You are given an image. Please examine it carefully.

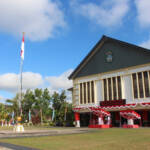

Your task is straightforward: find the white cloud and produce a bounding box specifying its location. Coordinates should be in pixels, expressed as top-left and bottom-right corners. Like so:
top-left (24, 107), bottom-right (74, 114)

top-left (0, 0), bottom-right (66, 41)
top-left (45, 69), bottom-right (73, 102)
top-left (0, 69), bottom-right (73, 102)
top-left (135, 0), bottom-right (150, 27)
top-left (70, 0), bottom-right (129, 27)
top-left (0, 96), bottom-right (3, 100)
top-left (0, 72), bottom-right (43, 92)
top-left (140, 39), bottom-right (150, 49)
top-left (0, 95), bottom-right (8, 103)
top-left (0, 95), bottom-right (4, 101)
top-left (45, 69), bottom-right (73, 91)
top-left (135, 0), bottom-right (150, 50)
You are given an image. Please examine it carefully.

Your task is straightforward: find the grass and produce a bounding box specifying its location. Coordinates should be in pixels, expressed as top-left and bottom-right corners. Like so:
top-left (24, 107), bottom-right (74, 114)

top-left (0, 128), bottom-right (150, 150)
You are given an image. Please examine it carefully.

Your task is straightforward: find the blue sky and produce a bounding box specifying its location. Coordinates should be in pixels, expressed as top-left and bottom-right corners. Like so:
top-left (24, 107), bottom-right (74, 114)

top-left (0, 0), bottom-right (150, 102)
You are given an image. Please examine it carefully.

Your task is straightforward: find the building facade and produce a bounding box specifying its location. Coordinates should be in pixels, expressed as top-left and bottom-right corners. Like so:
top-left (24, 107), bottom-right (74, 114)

top-left (69, 35), bottom-right (150, 128)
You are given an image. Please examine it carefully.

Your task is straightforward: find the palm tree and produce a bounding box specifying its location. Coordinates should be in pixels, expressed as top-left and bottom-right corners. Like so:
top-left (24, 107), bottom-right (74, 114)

top-left (6, 93), bottom-right (20, 118)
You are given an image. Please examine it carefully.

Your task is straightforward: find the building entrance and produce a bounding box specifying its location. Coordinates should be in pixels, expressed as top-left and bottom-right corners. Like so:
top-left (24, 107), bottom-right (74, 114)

top-left (80, 113), bottom-right (90, 127)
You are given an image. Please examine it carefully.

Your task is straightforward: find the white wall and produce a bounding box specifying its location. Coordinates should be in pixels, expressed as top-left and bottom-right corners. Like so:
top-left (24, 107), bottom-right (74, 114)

top-left (122, 75), bottom-right (133, 103)
top-left (96, 80), bottom-right (103, 105)
top-left (73, 64), bottom-right (150, 106)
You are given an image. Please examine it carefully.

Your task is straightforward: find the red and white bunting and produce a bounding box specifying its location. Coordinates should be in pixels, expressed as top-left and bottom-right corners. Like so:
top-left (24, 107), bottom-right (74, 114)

top-left (73, 102), bottom-right (150, 112)
top-left (89, 107), bottom-right (110, 117)
top-left (120, 110), bottom-right (141, 120)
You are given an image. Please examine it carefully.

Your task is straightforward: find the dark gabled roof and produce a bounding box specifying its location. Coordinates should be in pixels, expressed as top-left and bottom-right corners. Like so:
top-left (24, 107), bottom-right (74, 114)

top-left (67, 87), bottom-right (73, 91)
top-left (68, 35), bottom-right (150, 80)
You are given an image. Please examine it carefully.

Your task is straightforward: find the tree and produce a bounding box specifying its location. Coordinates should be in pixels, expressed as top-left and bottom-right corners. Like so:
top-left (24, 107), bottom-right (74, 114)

top-left (0, 103), bottom-right (6, 120)
top-left (65, 103), bottom-right (74, 126)
top-left (34, 88), bottom-right (51, 124)
top-left (4, 88), bottom-right (73, 126)
top-left (22, 89), bottom-right (35, 122)
top-left (41, 88), bottom-right (51, 121)
top-left (52, 90), bottom-right (67, 126)
top-left (6, 93), bottom-right (20, 117)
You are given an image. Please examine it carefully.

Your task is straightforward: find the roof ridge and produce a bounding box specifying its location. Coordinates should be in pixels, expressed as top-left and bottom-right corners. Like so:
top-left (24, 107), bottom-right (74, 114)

top-left (68, 35), bottom-right (150, 80)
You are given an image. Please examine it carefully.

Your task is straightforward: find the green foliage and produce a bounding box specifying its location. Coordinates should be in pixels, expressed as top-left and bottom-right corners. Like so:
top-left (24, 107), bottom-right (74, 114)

top-left (0, 103), bottom-right (12, 121)
top-left (22, 89), bottom-right (35, 121)
top-left (3, 88), bottom-right (74, 126)
top-left (6, 93), bottom-right (20, 117)
top-left (52, 90), bottom-right (74, 126)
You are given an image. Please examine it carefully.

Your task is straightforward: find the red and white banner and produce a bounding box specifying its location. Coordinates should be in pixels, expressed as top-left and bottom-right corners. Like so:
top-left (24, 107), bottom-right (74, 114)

top-left (89, 107), bottom-right (110, 117)
top-left (20, 33), bottom-right (25, 60)
top-left (120, 110), bottom-right (141, 120)
top-left (73, 102), bottom-right (150, 113)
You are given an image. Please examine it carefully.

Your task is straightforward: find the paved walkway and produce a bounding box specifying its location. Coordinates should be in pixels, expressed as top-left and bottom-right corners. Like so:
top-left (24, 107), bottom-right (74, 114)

top-left (0, 143), bottom-right (38, 150)
top-left (0, 128), bottom-right (95, 139)
top-left (0, 128), bottom-right (96, 150)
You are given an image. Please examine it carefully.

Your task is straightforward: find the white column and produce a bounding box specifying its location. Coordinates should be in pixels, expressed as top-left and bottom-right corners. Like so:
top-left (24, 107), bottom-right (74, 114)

top-left (123, 75), bottom-right (134, 103)
top-left (128, 119), bottom-right (134, 125)
top-left (107, 116), bottom-right (111, 125)
top-left (98, 117), bottom-right (104, 125)
top-left (1, 121), bottom-right (3, 127)
top-left (76, 120), bottom-right (80, 127)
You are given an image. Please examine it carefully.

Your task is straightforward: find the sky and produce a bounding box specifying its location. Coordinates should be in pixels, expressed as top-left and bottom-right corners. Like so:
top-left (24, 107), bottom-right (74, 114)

top-left (1, 0), bottom-right (150, 102)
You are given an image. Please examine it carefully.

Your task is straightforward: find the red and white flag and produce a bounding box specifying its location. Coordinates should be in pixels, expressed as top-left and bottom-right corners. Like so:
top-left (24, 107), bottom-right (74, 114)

top-left (20, 33), bottom-right (25, 60)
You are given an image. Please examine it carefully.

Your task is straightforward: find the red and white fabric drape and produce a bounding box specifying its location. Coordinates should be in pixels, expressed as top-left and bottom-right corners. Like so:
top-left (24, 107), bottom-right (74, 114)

top-left (89, 107), bottom-right (110, 117)
top-left (120, 110), bottom-right (141, 120)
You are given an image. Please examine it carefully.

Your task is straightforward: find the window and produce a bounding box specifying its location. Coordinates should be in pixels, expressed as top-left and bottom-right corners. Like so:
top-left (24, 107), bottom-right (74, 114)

top-left (117, 76), bottom-right (122, 99)
top-left (103, 79), bottom-right (107, 101)
top-left (132, 73), bottom-right (138, 98)
top-left (138, 72), bottom-right (144, 98)
top-left (84, 83), bottom-right (86, 104)
top-left (132, 71), bottom-right (150, 99)
top-left (112, 77), bottom-right (117, 100)
top-left (79, 81), bottom-right (95, 104)
top-left (87, 82), bottom-right (90, 103)
top-left (144, 71), bottom-right (150, 97)
top-left (108, 78), bottom-right (112, 100)
top-left (80, 83), bottom-right (83, 104)
top-left (91, 81), bottom-right (95, 103)
top-left (103, 76), bottom-right (122, 101)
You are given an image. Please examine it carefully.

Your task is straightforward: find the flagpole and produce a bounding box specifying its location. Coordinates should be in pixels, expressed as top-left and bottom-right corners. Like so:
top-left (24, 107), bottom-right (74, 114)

top-left (14, 32), bottom-right (25, 132)
top-left (19, 32), bottom-right (25, 117)
top-left (20, 58), bottom-right (23, 116)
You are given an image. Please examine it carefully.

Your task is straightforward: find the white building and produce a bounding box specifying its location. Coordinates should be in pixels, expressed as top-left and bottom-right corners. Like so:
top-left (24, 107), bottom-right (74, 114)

top-left (69, 35), bottom-right (150, 128)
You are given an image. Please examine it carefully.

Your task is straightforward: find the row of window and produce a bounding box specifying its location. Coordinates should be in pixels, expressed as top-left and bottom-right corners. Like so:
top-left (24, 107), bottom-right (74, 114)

top-left (132, 71), bottom-right (150, 99)
top-left (78, 70), bottom-right (150, 104)
top-left (79, 81), bottom-right (95, 104)
top-left (103, 76), bottom-right (122, 101)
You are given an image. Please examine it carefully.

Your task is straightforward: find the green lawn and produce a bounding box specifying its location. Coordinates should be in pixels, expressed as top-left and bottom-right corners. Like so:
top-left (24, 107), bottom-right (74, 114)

top-left (0, 128), bottom-right (150, 150)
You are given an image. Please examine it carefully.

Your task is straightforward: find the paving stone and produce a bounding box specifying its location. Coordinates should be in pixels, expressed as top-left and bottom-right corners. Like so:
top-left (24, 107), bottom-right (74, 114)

top-left (0, 128), bottom-right (96, 139)
top-left (0, 146), bottom-right (13, 150)
top-left (0, 143), bottom-right (39, 150)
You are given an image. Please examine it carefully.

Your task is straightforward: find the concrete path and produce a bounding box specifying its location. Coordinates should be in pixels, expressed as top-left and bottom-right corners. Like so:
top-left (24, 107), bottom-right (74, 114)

top-left (0, 143), bottom-right (39, 150)
top-left (0, 128), bottom-right (95, 139)
top-left (0, 128), bottom-right (96, 150)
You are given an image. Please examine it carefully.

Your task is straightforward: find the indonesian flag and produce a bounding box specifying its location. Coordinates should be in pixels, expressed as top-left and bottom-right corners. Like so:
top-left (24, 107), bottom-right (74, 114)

top-left (20, 33), bottom-right (25, 60)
